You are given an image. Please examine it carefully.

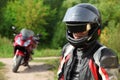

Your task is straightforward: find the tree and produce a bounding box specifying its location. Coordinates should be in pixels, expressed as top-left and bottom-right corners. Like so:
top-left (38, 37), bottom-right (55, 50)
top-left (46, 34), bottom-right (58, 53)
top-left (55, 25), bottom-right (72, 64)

top-left (2, 0), bottom-right (57, 44)
top-left (0, 0), bottom-right (9, 37)
top-left (51, 0), bottom-right (83, 48)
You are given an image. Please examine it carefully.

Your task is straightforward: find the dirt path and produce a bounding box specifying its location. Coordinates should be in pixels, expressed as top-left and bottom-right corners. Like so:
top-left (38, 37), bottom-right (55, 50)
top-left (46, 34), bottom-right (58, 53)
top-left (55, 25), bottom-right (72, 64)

top-left (0, 57), bottom-right (59, 80)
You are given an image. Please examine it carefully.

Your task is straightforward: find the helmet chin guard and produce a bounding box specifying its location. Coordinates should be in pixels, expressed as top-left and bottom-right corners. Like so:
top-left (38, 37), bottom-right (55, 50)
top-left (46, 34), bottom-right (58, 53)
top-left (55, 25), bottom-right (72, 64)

top-left (66, 30), bottom-right (88, 48)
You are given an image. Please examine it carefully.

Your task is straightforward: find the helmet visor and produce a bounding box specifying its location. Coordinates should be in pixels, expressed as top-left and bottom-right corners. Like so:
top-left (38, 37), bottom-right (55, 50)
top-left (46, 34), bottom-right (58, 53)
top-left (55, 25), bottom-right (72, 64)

top-left (67, 23), bottom-right (91, 33)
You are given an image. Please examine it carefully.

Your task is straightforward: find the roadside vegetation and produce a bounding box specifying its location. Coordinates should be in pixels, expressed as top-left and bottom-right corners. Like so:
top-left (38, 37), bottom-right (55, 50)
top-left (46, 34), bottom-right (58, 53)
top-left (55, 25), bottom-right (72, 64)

top-left (0, 62), bottom-right (6, 80)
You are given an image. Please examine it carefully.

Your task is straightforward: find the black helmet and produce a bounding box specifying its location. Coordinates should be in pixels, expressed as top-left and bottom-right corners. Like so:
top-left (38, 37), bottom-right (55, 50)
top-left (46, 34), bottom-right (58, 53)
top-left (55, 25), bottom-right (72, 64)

top-left (63, 3), bottom-right (101, 48)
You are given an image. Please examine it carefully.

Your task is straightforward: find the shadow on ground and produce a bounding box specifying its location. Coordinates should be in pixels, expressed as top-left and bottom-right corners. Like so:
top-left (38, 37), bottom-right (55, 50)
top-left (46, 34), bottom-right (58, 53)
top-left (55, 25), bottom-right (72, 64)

top-left (19, 64), bottom-right (53, 73)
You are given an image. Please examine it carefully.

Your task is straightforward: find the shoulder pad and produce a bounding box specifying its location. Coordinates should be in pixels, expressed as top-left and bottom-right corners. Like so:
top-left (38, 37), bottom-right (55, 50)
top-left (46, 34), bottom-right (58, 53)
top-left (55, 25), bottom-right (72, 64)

top-left (93, 46), bottom-right (106, 66)
top-left (93, 46), bottom-right (119, 68)
top-left (100, 48), bottom-right (119, 68)
top-left (61, 43), bottom-right (69, 56)
top-left (62, 43), bottom-right (74, 56)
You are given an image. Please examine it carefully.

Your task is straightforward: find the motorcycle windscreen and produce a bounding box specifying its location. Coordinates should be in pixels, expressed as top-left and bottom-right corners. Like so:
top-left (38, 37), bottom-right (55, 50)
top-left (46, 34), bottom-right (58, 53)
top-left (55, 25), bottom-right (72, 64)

top-left (21, 28), bottom-right (34, 39)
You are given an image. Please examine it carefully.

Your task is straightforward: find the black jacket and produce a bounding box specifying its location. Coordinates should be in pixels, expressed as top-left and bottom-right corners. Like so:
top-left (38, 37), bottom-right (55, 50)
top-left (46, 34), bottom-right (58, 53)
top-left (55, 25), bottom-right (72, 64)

top-left (57, 41), bottom-right (119, 80)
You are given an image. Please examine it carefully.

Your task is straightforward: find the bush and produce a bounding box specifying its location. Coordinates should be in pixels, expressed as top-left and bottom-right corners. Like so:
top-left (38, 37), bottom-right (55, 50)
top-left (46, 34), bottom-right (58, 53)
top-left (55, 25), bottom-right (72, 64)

top-left (0, 35), bottom-right (13, 58)
top-left (100, 21), bottom-right (120, 59)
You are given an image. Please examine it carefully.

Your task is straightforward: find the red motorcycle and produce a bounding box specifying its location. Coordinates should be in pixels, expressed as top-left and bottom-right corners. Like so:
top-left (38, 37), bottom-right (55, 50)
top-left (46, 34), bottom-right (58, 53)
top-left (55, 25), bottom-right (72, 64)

top-left (12, 27), bottom-right (41, 73)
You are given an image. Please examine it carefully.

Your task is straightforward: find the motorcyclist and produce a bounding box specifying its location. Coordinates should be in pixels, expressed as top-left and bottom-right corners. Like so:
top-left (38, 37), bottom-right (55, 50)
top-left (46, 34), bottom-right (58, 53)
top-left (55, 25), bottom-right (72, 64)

top-left (57, 3), bottom-right (119, 80)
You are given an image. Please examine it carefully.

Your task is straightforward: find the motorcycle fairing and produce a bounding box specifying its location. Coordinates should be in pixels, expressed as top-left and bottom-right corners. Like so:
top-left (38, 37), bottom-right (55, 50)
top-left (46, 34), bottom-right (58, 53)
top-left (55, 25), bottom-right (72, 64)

top-left (16, 50), bottom-right (25, 56)
top-left (14, 35), bottom-right (31, 47)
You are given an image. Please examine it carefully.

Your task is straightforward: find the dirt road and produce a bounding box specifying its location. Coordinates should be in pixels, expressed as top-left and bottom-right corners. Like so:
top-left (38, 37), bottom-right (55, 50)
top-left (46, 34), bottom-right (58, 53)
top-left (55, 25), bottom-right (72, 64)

top-left (0, 57), bottom-right (58, 80)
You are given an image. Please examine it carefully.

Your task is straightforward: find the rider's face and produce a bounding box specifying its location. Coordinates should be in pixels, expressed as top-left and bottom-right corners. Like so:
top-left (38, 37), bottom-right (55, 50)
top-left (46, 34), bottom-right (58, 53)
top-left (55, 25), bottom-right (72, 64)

top-left (72, 31), bottom-right (88, 39)
top-left (71, 23), bottom-right (91, 39)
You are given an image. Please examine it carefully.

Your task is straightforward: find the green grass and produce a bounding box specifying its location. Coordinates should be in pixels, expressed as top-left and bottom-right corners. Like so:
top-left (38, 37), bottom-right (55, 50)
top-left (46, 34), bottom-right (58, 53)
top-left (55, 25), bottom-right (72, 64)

top-left (0, 62), bottom-right (6, 80)
top-left (0, 36), bottom-right (13, 58)
top-left (33, 48), bottom-right (61, 57)
top-left (0, 47), bottom-right (61, 58)
top-left (0, 62), bottom-right (5, 69)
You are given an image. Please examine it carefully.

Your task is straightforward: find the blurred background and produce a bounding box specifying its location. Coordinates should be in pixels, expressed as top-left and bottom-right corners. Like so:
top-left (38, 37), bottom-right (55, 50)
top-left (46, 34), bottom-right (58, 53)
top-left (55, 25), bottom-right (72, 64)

top-left (0, 0), bottom-right (120, 58)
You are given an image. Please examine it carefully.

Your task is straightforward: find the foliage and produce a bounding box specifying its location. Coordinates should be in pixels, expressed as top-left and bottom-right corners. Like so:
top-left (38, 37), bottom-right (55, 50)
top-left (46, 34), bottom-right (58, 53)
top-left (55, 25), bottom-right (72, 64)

top-left (3, 0), bottom-right (46, 38)
top-left (2, 0), bottom-right (57, 44)
top-left (97, 0), bottom-right (120, 58)
top-left (96, 0), bottom-right (120, 26)
top-left (100, 22), bottom-right (120, 58)
top-left (51, 22), bottom-right (67, 48)
top-left (0, 0), bottom-right (9, 39)
top-left (51, 0), bottom-right (80, 48)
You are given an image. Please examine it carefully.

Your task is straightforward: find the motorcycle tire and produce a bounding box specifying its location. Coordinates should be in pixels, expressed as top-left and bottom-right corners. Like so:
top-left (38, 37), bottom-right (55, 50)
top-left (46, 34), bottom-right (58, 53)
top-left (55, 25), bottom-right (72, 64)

top-left (12, 55), bottom-right (23, 73)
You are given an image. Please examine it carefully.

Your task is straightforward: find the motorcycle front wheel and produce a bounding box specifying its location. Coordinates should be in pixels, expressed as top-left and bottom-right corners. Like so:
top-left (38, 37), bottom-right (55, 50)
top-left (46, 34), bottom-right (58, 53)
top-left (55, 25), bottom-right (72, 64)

top-left (12, 55), bottom-right (23, 73)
